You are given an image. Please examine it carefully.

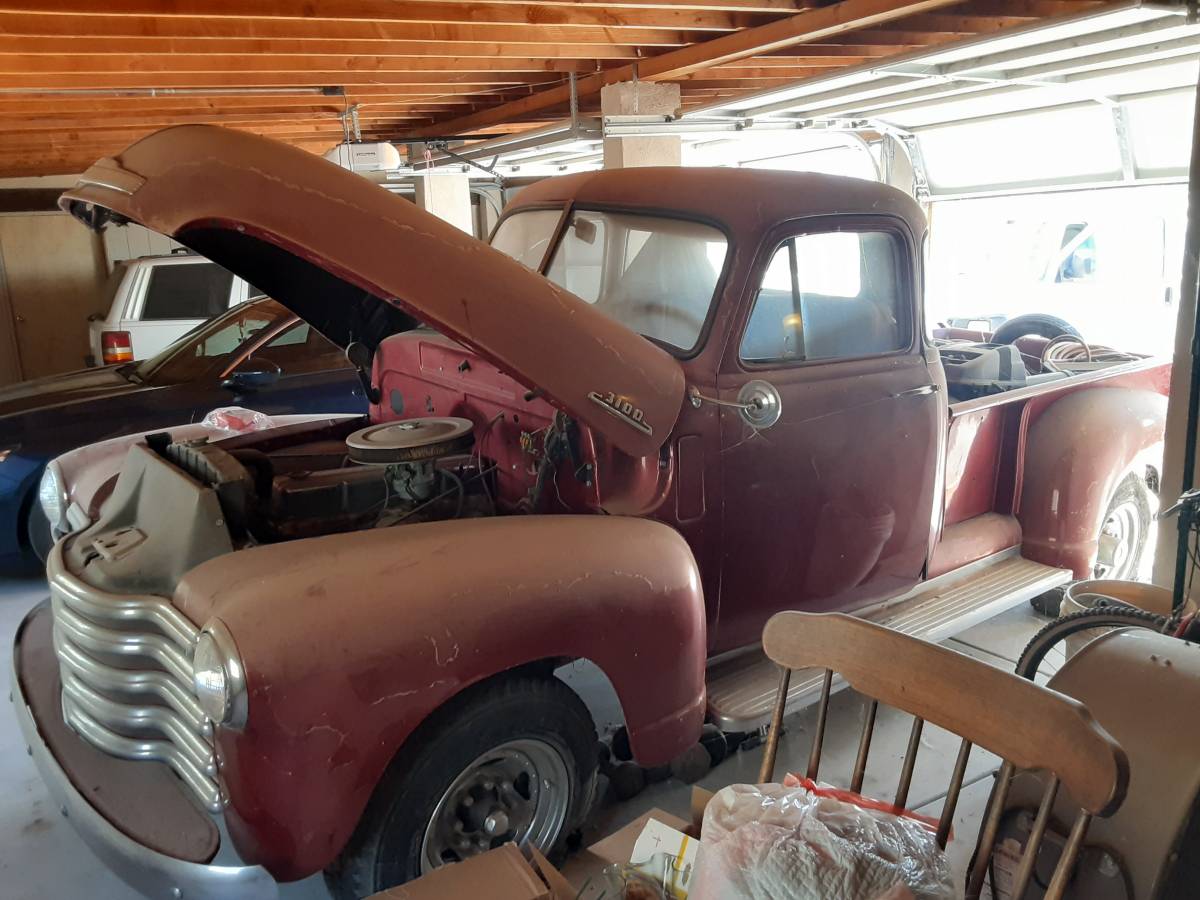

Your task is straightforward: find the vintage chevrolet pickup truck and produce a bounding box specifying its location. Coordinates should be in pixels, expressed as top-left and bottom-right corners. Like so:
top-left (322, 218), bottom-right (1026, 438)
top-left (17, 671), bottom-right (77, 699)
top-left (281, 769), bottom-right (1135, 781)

top-left (12, 126), bottom-right (1169, 900)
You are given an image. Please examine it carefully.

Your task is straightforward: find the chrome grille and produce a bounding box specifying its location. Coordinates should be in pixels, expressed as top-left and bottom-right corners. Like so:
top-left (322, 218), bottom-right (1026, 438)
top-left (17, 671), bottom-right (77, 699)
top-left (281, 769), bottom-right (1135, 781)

top-left (47, 546), bottom-right (222, 812)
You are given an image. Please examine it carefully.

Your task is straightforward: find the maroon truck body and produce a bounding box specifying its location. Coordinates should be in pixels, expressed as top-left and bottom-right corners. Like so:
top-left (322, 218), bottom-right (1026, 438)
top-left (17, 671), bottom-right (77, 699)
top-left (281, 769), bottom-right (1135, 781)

top-left (12, 126), bottom-right (1169, 897)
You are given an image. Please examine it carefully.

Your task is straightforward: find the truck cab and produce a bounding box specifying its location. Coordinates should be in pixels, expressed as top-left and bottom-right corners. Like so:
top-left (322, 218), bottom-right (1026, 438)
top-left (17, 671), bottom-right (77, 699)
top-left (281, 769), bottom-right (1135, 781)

top-left (13, 126), bottom-right (1169, 899)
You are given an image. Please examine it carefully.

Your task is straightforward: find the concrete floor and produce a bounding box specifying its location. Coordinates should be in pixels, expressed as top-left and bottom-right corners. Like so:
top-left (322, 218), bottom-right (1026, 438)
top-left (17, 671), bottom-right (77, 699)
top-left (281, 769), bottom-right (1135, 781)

top-left (0, 573), bottom-right (1045, 899)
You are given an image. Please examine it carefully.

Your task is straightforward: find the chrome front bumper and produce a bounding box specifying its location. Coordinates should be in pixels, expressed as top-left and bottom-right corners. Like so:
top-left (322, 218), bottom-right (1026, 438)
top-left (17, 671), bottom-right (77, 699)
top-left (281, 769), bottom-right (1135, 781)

top-left (12, 601), bottom-right (278, 900)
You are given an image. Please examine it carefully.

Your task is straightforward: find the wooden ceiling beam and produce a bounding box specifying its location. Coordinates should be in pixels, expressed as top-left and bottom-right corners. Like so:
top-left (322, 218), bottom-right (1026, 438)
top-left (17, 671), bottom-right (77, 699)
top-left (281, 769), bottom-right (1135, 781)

top-left (885, 13), bottom-right (1042, 32)
top-left (0, 111), bottom-right (448, 132)
top-left (0, 54), bottom-right (604, 74)
top-left (962, 0), bottom-right (1104, 16)
top-left (0, 36), bottom-right (648, 59)
top-left (416, 0), bottom-right (964, 136)
top-left (0, 93), bottom-right (510, 113)
top-left (0, 128), bottom-right (352, 152)
top-left (0, 13), bottom-right (703, 46)
top-left (762, 42), bottom-right (922, 56)
top-left (0, 3), bottom-right (757, 33)
top-left (0, 102), bottom-right (471, 121)
top-left (0, 72), bottom-right (571, 89)
top-left (669, 76), bottom-right (805, 88)
top-left (721, 54), bottom-right (882, 65)
top-left (692, 66), bottom-right (829, 78)
top-left (823, 29), bottom-right (949, 44)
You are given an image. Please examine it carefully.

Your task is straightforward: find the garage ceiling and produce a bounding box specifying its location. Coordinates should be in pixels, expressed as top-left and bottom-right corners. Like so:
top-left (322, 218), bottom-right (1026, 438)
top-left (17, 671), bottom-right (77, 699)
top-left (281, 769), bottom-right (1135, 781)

top-left (0, 0), bottom-right (1119, 178)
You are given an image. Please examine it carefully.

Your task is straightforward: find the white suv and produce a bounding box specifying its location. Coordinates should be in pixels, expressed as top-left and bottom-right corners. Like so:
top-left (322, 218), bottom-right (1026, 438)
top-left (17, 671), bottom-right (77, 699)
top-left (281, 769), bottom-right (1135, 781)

top-left (87, 253), bottom-right (260, 365)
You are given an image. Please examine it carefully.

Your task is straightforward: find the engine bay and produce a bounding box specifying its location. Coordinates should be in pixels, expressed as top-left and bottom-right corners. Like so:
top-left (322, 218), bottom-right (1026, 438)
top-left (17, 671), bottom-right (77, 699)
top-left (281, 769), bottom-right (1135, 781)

top-left (153, 416), bottom-right (510, 544)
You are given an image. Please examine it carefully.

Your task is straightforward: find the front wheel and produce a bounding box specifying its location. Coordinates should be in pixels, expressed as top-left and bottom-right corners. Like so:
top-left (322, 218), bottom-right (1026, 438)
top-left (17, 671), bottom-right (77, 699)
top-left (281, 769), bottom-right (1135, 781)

top-left (326, 674), bottom-right (597, 899)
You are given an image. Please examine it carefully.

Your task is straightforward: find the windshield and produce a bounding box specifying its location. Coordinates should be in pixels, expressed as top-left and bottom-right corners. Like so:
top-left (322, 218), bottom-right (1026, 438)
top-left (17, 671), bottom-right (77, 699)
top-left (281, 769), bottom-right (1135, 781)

top-left (493, 208), bottom-right (728, 352)
top-left (134, 298), bottom-right (289, 384)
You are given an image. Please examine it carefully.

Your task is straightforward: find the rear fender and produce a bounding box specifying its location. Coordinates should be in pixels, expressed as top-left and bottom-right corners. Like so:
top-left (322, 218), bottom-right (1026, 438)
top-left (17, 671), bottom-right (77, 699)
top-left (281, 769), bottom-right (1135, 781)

top-left (1018, 388), bottom-right (1165, 577)
top-left (172, 515), bottom-right (705, 880)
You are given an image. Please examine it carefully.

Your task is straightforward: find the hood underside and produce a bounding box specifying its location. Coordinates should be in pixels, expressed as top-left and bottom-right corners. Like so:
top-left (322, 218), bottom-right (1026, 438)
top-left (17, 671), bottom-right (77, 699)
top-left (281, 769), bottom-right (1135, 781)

top-left (59, 125), bottom-right (685, 457)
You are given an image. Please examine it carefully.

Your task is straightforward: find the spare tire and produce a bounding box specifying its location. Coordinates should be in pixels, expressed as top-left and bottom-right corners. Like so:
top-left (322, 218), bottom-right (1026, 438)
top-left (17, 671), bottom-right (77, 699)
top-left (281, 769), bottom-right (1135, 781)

top-left (990, 313), bottom-right (1081, 345)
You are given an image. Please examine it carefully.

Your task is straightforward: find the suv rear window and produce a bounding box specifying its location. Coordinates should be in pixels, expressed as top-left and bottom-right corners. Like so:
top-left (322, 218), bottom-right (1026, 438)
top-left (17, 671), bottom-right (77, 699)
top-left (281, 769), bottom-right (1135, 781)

top-left (141, 262), bottom-right (235, 320)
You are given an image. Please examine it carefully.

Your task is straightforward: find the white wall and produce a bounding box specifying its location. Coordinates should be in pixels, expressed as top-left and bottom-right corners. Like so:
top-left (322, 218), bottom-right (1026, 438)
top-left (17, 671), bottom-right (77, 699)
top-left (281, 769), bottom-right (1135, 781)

top-left (102, 223), bottom-right (182, 270)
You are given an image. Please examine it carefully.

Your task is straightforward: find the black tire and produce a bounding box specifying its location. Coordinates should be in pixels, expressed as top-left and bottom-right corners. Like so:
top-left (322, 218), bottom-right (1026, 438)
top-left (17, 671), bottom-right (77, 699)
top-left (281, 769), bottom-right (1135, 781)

top-left (1014, 606), bottom-right (1168, 682)
top-left (325, 674), bottom-right (598, 899)
top-left (990, 313), bottom-right (1082, 345)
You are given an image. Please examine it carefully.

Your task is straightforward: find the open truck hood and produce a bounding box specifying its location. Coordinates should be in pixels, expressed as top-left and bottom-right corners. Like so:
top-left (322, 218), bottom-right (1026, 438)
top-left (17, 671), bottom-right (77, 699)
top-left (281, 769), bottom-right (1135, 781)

top-left (59, 125), bottom-right (685, 457)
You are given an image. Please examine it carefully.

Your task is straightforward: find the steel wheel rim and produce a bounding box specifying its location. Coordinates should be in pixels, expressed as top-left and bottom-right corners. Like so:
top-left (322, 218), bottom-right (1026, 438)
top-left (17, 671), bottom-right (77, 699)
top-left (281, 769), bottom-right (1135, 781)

top-left (1094, 499), bottom-right (1143, 580)
top-left (420, 738), bottom-right (571, 874)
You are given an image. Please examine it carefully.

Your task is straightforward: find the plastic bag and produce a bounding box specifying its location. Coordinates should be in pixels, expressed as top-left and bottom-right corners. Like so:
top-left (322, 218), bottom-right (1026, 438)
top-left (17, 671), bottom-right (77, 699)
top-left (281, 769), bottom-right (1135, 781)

top-left (200, 406), bottom-right (277, 435)
top-left (692, 779), bottom-right (955, 900)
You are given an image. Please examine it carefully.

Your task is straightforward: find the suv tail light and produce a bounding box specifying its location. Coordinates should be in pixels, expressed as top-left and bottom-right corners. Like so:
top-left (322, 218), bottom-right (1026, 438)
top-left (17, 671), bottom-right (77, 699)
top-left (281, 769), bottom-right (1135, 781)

top-left (101, 330), bottom-right (134, 365)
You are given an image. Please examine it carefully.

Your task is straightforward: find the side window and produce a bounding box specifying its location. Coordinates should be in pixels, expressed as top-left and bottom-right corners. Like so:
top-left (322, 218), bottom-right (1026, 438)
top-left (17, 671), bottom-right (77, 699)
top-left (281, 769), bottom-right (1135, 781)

top-left (244, 322), bottom-right (348, 376)
top-left (740, 230), bottom-right (909, 363)
top-left (196, 315), bottom-right (274, 358)
top-left (490, 209), bottom-right (562, 271)
top-left (1055, 223), bottom-right (1097, 283)
top-left (141, 263), bottom-right (235, 320)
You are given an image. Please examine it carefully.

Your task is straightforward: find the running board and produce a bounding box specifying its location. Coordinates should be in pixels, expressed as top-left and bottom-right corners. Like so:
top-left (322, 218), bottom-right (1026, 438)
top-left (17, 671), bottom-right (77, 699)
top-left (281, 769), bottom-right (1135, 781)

top-left (706, 552), bottom-right (1071, 732)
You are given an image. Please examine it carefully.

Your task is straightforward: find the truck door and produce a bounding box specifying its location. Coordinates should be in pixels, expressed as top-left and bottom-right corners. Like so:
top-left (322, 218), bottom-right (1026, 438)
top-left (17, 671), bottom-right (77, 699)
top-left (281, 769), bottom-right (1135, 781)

top-left (714, 219), bottom-right (943, 651)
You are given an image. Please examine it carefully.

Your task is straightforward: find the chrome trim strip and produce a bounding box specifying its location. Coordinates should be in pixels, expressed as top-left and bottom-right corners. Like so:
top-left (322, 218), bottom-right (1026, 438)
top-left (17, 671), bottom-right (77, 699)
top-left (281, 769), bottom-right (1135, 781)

top-left (52, 594), bottom-right (194, 686)
top-left (54, 633), bottom-right (209, 734)
top-left (61, 692), bottom-right (223, 813)
top-left (52, 559), bottom-right (199, 649)
top-left (61, 672), bottom-right (216, 775)
top-left (12, 604), bottom-right (278, 900)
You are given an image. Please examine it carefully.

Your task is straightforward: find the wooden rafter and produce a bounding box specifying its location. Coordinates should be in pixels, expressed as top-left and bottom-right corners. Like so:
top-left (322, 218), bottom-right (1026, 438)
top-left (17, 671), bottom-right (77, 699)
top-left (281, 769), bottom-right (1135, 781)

top-left (0, 0), bottom-right (1110, 177)
top-left (412, 0), bottom-right (967, 136)
top-left (0, 14), bottom-right (705, 46)
top-left (0, 2), bottom-right (760, 33)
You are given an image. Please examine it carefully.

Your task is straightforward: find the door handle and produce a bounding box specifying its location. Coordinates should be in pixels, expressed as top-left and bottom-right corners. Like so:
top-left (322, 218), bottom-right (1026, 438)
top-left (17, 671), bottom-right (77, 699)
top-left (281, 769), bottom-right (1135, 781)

top-left (893, 384), bottom-right (939, 399)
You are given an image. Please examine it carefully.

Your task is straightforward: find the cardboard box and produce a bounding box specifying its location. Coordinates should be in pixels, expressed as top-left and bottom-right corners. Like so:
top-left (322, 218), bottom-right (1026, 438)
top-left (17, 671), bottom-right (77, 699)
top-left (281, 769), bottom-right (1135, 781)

top-left (368, 842), bottom-right (551, 900)
top-left (368, 789), bottom-right (716, 899)
top-left (560, 807), bottom-right (692, 888)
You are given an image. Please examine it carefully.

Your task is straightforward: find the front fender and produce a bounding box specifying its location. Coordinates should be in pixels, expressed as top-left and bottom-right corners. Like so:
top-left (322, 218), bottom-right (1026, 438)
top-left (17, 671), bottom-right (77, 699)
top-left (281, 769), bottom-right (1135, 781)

top-left (173, 515), bottom-right (705, 881)
top-left (1018, 388), bottom-right (1165, 577)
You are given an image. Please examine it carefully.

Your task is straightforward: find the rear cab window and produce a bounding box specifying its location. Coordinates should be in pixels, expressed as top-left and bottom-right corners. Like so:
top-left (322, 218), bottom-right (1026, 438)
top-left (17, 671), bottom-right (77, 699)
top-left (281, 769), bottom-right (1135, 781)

top-left (140, 262), bottom-right (235, 320)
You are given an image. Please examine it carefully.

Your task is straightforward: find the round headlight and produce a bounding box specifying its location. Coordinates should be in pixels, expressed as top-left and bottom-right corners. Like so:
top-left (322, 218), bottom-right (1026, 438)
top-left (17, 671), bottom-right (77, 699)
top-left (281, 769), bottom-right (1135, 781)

top-left (193, 633), bottom-right (229, 722)
top-left (192, 623), bottom-right (247, 728)
top-left (38, 463), bottom-right (67, 533)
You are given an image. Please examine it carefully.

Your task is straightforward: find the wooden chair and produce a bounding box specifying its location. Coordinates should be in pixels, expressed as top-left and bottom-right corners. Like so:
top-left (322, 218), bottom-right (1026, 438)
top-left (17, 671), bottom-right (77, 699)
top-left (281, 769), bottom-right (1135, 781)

top-left (757, 611), bottom-right (1129, 900)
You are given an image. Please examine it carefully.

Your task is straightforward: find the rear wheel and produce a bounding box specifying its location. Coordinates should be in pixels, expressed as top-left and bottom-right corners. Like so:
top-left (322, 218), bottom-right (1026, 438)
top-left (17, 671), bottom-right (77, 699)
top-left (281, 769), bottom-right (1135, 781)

top-left (1029, 473), bottom-right (1150, 616)
top-left (325, 674), bottom-right (597, 899)
top-left (1093, 474), bottom-right (1150, 581)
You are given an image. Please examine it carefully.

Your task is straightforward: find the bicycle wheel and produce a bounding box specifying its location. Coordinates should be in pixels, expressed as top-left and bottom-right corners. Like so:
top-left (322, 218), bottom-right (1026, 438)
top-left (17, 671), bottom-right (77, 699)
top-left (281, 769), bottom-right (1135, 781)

top-left (1015, 605), bottom-right (1168, 686)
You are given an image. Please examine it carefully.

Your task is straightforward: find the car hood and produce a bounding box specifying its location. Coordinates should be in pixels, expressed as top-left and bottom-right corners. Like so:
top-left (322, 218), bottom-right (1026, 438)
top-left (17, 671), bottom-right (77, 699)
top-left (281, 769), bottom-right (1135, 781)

top-left (59, 126), bottom-right (685, 457)
top-left (0, 365), bottom-right (142, 422)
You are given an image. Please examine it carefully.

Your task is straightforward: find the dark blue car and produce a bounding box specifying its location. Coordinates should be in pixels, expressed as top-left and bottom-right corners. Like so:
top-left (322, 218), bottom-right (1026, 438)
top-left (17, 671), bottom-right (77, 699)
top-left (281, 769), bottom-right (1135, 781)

top-left (0, 297), bottom-right (366, 569)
